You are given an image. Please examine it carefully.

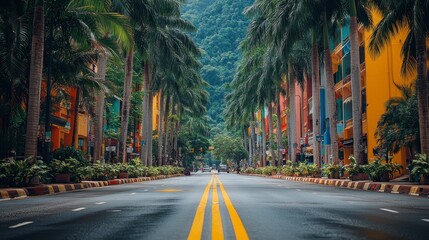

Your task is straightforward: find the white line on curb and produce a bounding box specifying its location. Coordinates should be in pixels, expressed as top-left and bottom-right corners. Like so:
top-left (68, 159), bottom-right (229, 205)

top-left (422, 219), bottom-right (429, 223)
top-left (72, 207), bottom-right (86, 212)
top-left (96, 202), bottom-right (106, 205)
top-left (380, 208), bottom-right (399, 214)
top-left (9, 221), bottom-right (34, 229)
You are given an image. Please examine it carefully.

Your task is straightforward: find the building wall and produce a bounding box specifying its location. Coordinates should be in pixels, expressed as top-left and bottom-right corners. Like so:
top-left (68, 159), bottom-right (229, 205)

top-left (364, 13), bottom-right (415, 168)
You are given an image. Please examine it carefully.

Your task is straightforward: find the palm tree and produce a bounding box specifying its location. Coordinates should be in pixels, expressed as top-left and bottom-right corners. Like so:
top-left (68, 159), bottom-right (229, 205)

top-left (347, 0), bottom-right (373, 164)
top-left (24, 0), bottom-right (44, 158)
top-left (369, 0), bottom-right (429, 156)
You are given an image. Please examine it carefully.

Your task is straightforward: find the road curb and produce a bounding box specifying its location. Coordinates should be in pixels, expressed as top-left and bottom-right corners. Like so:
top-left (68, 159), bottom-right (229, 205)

top-left (0, 174), bottom-right (183, 200)
top-left (246, 174), bottom-right (429, 197)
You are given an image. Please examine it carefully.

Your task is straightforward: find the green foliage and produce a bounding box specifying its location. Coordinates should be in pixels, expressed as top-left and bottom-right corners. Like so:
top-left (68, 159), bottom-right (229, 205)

top-left (410, 154), bottom-right (429, 180)
top-left (363, 158), bottom-right (402, 182)
top-left (344, 156), bottom-right (365, 179)
top-left (261, 166), bottom-right (278, 176)
top-left (279, 161), bottom-right (319, 177)
top-left (212, 134), bottom-right (248, 163)
top-left (244, 167), bottom-right (256, 174)
top-left (52, 147), bottom-right (88, 166)
top-left (0, 157), bottom-right (50, 187)
top-left (322, 163), bottom-right (341, 178)
top-left (375, 84), bottom-right (420, 156)
top-left (182, 0), bottom-right (253, 126)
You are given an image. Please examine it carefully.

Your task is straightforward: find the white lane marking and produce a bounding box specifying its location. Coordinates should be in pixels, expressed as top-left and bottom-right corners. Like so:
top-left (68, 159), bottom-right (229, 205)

top-left (296, 189), bottom-right (301, 192)
top-left (312, 192), bottom-right (318, 194)
top-left (130, 193), bottom-right (136, 195)
top-left (96, 202), bottom-right (106, 205)
top-left (380, 208), bottom-right (399, 214)
top-left (9, 221), bottom-right (34, 229)
top-left (422, 219), bottom-right (429, 223)
top-left (72, 207), bottom-right (86, 212)
top-left (144, 189), bottom-right (149, 192)
top-left (107, 210), bottom-right (121, 212)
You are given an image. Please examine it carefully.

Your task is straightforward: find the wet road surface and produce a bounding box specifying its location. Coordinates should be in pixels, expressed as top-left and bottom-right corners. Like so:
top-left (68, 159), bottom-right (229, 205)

top-left (1, 173), bottom-right (429, 239)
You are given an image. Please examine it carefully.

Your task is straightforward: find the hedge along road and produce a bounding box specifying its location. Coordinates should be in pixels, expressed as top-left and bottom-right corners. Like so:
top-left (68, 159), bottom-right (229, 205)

top-left (1, 172), bottom-right (429, 239)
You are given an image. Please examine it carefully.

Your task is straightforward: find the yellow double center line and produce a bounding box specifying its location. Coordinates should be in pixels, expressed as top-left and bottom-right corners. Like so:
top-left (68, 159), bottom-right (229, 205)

top-left (188, 175), bottom-right (249, 240)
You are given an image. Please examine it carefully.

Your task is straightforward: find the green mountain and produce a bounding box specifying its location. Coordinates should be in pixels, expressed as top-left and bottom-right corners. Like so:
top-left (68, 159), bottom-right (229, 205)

top-left (182, 0), bottom-right (254, 129)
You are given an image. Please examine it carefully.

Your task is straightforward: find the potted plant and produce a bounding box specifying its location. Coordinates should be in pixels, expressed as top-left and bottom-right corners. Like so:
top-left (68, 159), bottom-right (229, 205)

top-left (0, 157), bottom-right (50, 187)
top-left (344, 156), bottom-right (368, 181)
top-left (50, 158), bottom-right (80, 183)
top-left (363, 157), bottom-right (402, 182)
top-left (410, 154), bottom-right (429, 185)
top-left (322, 163), bottom-right (341, 179)
top-left (117, 163), bottom-right (130, 179)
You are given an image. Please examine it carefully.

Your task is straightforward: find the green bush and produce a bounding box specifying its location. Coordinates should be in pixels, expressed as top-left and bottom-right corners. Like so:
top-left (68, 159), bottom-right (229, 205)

top-left (52, 147), bottom-right (88, 166)
top-left (244, 167), bottom-right (255, 174)
top-left (363, 157), bottom-right (402, 182)
top-left (411, 154), bottom-right (429, 183)
top-left (344, 156), bottom-right (365, 179)
top-left (322, 163), bottom-right (341, 178)
top-left (50, 158), bottom-right (81, 182)
top-left (261, 166), bottom-right (278, 176)
top-left (0, 157), bottom-right (50, 187)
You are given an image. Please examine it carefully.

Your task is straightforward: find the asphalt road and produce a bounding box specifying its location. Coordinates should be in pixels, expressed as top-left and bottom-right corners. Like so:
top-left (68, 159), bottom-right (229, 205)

top-left (1, 172), bottom-right (429, 240)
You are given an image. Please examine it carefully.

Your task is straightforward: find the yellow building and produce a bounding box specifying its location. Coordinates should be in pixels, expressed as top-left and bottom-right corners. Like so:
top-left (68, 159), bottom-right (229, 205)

top-left (331, 12), bottom-right (415, 172)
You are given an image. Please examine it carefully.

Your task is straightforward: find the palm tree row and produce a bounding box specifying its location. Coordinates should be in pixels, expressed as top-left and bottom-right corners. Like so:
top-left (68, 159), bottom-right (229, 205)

top-left (0, 0), bottom-right (208, 165)
top-left (226, 0), bottom-right (429, 166)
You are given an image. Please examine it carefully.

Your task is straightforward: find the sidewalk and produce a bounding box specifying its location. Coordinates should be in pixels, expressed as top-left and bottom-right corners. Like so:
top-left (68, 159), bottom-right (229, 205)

top-left (0, 175), bottom-right (182, 201)
top-left (247, 174), bottom-right (429, 197)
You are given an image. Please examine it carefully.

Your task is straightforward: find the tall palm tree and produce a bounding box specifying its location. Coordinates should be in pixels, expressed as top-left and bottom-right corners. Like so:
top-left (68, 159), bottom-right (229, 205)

top-left (347, 0), bottom-right (373, 164)
top-left (369, 0), bottom-right (429, 156)
top-left (24, 0), bottom-right (44, 158)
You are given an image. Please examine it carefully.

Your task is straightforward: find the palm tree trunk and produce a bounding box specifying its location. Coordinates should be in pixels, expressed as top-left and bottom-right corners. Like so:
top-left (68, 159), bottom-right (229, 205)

top-left (94, 54), bottom-right (107, 163)
top-left (276, 88), bottom-right (282, 166)
top-left (140, 62), bottom-right (150, 166)
top-left (349, 6), bottom-right (363, 164)
top-left (157, 88), bottom-right (164, 166)
top-left (24, 0), bottom-right (44, 159)
top-left (288, 68), bottom-right (297, 162)
top-left (267, 103), bottom-right (275, 166)
top-left (415, 32), bottom-right (429, 155)
top-left (72, 87), bottom-right (80, 148)
top-left (261, 107), bottom-right (267, 166)
top-left (119, 49), bottom-right (134, 164)
top-left (323, 10), bottom-right (339, 164)
top-left (174, 105), bottom-right (180, 162)
top-left (251, 112), bottom-right (257, 165)
top-left (163, 96), bottom-right (171, 165)
top-left (311, 31), bottom-right (321, 167)
top-left (147, 89), bottom-right (154, 166)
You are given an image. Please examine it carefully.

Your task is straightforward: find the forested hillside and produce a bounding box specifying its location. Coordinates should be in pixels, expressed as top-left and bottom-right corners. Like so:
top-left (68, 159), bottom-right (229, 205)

top-left (182, 0), bottom-right (254, 129)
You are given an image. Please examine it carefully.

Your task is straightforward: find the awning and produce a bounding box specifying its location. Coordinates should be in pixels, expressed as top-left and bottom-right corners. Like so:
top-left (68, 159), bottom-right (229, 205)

top-left (50, 115), bottom-right (67, 127)
top-left (343, 97), bottom-right (352, 104)
top-left (342, 138), bottom-right (353, 145)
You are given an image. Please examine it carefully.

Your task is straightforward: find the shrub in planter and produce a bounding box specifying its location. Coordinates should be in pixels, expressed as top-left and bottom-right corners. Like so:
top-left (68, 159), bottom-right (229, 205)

top-left (50, 158), bottom-right (80, 183)
top-left (52, 147), bottom-right (88, 166)
top-left (158, 166), bottom-right (173, 175)
top-left (261, 166), bottom-right (278, 176)
top-left (255, 168), bottom-right (263, 174)
top-left (410, 154), bottom-right (429, 185)
top-left (244, 167), bottom-right (256, 174)
top-left (363, 157), bottom-right (402, 182)
top-left (280, 165), bottom-right (294, 176)
top-left (0, 157), bottom-right (50, 187)
top-left (116, 163), bottom-right (131, 178)
top-left (344, 156), bottom-right (367, 181)
top-left (76, 166), bottom-right (93, 181)
top-left (322, 163), bottom-right (341, 179)
top-left (306, 164), bottom-right (321, 177)
top-left (90, 161), bottom-right (119, 181)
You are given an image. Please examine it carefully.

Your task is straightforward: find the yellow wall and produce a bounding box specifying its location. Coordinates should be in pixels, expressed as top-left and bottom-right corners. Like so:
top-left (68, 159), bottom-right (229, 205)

top-left (152, 93), bottom-right (160, 132)
top-left (364, 13), bottom-right (416, 168)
